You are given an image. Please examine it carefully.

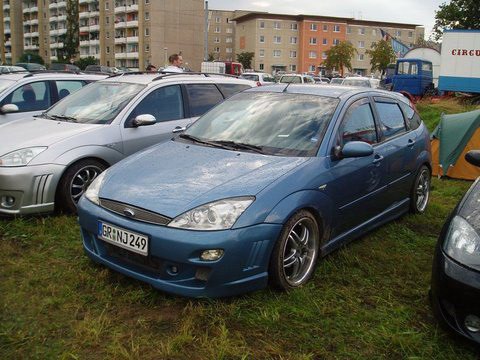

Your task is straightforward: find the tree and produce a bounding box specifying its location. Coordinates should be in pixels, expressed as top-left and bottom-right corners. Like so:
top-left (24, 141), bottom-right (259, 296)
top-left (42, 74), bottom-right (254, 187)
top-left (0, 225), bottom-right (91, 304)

top-left (58, 0), bottom-right (79, 61)
top-left (75, 56), bottom-right (98, 70)
top-left (365, 40), bottom-right (397, 77)
top-left (432, 0), bottom-right (480, 40)
top-left (236, 52), bottom-right (255, 70)
top-left (207, 53), bottom-right (215, 62)
top-left (19, 52), bottom-right (45, 65)
top-left (323, 41), bottom-right (356, 76)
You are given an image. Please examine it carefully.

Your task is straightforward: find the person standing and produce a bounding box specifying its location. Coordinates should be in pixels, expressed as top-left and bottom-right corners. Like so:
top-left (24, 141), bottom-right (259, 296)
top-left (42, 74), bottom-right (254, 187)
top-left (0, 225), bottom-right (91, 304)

top-left (146, 64), bottom-right (157, 73)
top-left (163, 54), bottom-right (183, 73)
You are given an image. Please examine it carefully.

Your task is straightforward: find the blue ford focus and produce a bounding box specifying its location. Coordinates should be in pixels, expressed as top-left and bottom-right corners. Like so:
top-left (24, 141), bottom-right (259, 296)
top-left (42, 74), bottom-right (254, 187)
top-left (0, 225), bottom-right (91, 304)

top-left (77, 85), bottom-right (431, 297)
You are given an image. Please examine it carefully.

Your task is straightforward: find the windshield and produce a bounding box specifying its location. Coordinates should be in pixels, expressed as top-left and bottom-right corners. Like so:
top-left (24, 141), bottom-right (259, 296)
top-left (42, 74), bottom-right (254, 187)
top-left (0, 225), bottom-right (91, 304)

top-left (45, 81), bottom-right (145, 124)
top-left (342, 79), bottom-right (371, 88)
top-left (330, 78), bottom-right (343, 85)
top-left (240, 74), bottom-right (260, 81)
top-left (0, 79), bottom-right (15, 93)
top-left (183, 92), bottom-right (339, 157)
top-left (280, 76), bottom-right (302, 84)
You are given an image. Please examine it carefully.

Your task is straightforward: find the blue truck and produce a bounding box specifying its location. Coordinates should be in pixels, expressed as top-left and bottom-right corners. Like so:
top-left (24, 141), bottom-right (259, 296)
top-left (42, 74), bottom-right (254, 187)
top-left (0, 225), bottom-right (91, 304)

top-left (391, 58), bottom-right (434, 99)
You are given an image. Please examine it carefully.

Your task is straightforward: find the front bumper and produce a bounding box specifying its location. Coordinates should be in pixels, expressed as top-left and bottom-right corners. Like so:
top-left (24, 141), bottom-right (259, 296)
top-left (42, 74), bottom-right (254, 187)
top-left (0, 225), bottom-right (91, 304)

top-left (0, 163), bottom-right (65, 215)
top-left (431, 245), bottom-right (480, 344)
top-left (78, 197), bottom-right (283, 298)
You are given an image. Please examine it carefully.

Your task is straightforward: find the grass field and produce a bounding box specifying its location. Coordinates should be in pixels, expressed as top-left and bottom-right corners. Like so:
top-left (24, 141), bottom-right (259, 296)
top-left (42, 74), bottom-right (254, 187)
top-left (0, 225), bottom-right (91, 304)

top-left (1, 98), bottom-right (480, 359)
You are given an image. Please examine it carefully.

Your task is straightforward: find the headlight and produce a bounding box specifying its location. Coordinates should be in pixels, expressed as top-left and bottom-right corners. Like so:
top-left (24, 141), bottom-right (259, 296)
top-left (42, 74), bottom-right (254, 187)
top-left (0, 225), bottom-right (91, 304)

top-left (0, 147), bottom-right (47, 167)
top-left (84, 171), bottom-right (107, 205)
top-left (168, 196), bottom-right (254, 231)
top-left (443, 215), bottom-right (480, 271)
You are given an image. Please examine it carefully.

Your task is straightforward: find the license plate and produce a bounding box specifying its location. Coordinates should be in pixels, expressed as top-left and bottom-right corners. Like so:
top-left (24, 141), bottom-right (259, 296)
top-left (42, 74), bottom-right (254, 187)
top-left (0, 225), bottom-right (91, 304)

top-left (98, 221), bottom-right (149, 256)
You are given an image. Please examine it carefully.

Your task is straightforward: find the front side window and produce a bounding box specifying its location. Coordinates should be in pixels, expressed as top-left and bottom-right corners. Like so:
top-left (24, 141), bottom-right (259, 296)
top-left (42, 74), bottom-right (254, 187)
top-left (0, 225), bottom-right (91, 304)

top-left (128, 85), bottom-right (184, 125)
top-left (185, 84), bottom-right (224, 117)
top-left (217, 83), bottom-right (251, 98)
top-left (3, 81), bottom-right (51, 112)
top-left (45, 81), bottom-right (145, 124)
top-left (339, 99), bottom-right (377, 145)
top-left (184, 92), bottom-right (339, 157)
top-left (375, 101), bottom-right (406, 139)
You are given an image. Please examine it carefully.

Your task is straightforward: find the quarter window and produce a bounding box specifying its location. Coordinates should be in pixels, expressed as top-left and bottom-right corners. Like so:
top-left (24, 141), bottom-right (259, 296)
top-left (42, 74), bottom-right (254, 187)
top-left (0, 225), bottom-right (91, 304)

top-left (185, 84), bottom-right (224, 117)
top-left (340, 99), bottom-right (377, 145)
top-left (375, 101), bottom-right (406, 139)
top-left (217, 83), bottom-right (251, 99)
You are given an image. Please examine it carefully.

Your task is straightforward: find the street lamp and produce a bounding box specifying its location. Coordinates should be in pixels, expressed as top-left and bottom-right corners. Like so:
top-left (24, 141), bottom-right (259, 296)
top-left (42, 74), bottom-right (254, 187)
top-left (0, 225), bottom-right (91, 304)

top-left (163, 47), bottom-right (168, 67)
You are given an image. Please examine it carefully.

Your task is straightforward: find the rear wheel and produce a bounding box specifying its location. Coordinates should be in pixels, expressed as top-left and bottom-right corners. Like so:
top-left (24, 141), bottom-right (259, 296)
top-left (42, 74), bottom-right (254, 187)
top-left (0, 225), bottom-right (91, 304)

top-left (269, 210), bottom-right (320, 290)
top-left (56, 159), bottom-right (106, 213)
top-left (410, 165), bottom-right (431, 214)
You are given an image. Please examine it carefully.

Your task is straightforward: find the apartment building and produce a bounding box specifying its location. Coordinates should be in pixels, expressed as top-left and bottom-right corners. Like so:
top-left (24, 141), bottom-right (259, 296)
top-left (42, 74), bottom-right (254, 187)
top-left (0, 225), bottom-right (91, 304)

top-left (2, 0), bottom-right (23, 64)
top-left (79, 0), bottom-right (100, 61)
top-left (207, 10), bottom-right (236, 62)
top-left (233, 12), bottom-right (424, 76)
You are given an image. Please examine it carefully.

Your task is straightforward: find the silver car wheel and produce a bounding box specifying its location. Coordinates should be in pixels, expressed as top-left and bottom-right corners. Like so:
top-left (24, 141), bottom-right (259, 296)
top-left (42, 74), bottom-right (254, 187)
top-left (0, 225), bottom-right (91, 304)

top-left (69, 165), bottom-right (103, 204)
top-left (415, 168), bottom-right (430, 212)
top-left (282, 217), bottom-right (319, 287)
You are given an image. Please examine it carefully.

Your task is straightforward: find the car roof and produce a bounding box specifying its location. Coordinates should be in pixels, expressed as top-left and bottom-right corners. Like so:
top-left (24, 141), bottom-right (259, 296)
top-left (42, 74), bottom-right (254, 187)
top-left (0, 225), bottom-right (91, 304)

top-left (100, 72), bottom-right (256, 86)
top-left (0, 72), bottom-right (107, 81)
top-left (245, 84), bottom-right (410, 103)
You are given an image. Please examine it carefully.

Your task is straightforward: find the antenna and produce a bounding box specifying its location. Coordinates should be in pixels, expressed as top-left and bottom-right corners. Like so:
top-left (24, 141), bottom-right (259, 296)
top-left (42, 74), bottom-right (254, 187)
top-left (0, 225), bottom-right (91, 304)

top-left (282, 81), bottom-right (293, 93)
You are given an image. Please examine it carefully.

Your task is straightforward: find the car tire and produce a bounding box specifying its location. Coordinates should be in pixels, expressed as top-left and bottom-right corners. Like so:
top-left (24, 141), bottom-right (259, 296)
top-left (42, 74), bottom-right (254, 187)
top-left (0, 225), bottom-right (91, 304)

top-left (269, 210), bottom-right (320, 291)
top-left (56, 159), bottom-right (107, 213)
top-left (410, 165), bottom-right (431, 214)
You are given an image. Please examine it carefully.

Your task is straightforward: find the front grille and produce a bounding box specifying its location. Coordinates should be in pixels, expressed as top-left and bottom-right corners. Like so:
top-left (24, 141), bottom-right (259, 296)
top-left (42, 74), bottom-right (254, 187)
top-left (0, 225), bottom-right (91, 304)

top-left (99, 198), bottom-right (171, 225)
top-left (104, 242), bottom-right (164, 275)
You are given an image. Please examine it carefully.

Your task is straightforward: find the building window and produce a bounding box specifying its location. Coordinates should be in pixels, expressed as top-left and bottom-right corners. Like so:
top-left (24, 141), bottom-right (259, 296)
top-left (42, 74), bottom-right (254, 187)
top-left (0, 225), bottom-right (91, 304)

top-left (215, 17), bottom-right (220, 23)
top-left (358, 40), bottom-right (365, 48)
top-left (145, 12), bottom-right (149, 20)
top-left (322, 38), bottom-right (327, 45)
top-left (214, 26), bottom-right (220, 33)
top-left (226, 37), bottom-right (232, 43)
top-left (289, 50), bottom-right (297, 58)
top-left (105, 1), bottom-right (109, 10)
top-left (145, 0), bottom-right (150, 3)
top-left (395, 30), bottom-right (402, 37)
top-left (214, 47), bottom-right (220, 53)
top-left (259, 63), bottom-right (264, 70)
top-left (358, 27), bottom-right (365, 35)
top-left (274, 21), bottom-right (280, 29)
top-left (309, 51), bottom-right (317, 59)
top-left (106, 31), bottom-right (110, 39)
top-left (372, 29), bottom-right (377, 36)
top-left (309, 37), bottom-right (317, 45)
top-left (358, 53), bottom-right (365, 61)
top-left (259, 21), bottom-right (265, 29)
top-left (310, 23), bottom-right (317, 31)
top-left (347, 26), bottom-right (352, 34)
top-left (226, 27), bottom-right (233, 33)
top-left (106, 46), bottom-right (110, 54)
top-left (273, 50), bottom-right (281, 57)
top-left (106, 17), bottom-right (109, 24)
top-left (291, 23), bottom-right (298, 30)
top-left (214, 37), bottom-right (220, 43)
top-left (333, 25), bottom-right (340, 32)
top-left (322, 51), bottom-right (327, 59)
top-left (289, 64), bottom-right (296, 72)
top-left (226, 47), bottom-right (232, 53)
top-left (274, 35), bottom-right (281, 44)
top-left (259, 35), bottom-right (264, 43)
top-left (259, 49), bottom-right (265, 57)
top-left (323, 24), bottom-right (328, 31)
top-left (290, 36), bottom-right (297, 44)
top-left (333, 39), bottom-right (340, 45)
top-left (309, 65), bottom-right (316, 72)
top-left (145, 44), bottom-right (150, 52)
top-left (408, 31), bottom-right (413, 38)
top-left (145, 27), bottom-right (149, 36)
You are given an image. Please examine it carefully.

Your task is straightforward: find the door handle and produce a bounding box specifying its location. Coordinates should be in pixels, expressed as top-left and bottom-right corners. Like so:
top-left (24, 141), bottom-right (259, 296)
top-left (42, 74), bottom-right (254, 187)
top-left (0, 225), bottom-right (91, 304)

top-left (407, 139), bottom-right (416, 147)
top-left (172, 126), bottom-right (186, 133)
top-left (372, 154), bottom-right (384, 164)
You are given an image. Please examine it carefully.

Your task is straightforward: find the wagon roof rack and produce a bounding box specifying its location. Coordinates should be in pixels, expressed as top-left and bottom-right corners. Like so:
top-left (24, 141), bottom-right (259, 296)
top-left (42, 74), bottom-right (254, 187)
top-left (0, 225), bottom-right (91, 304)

top-left (23, 69), bottom-right (84, 77)
top-left (152, 72), bottom-right (239, 81)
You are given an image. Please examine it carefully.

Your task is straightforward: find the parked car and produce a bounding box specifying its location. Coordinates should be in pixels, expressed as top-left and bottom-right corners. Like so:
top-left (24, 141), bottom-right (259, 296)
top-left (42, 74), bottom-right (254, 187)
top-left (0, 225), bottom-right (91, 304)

top-left (77, 84), bottom-right (431, 298)
top-left (431, 150), bottom-right (480, 345)
top-left (240, 72), bottom-right (276, 86)
top-left (15, 62), bottom-right (47, 71)
top-left (279, 74), bottom-right (316, 84)
top-left (49, 63), bottom-right (81, 72)
top-left (0, 72), bottom-right (106, 124)
top-left (0, 73), bottom-right (256, 215)
top-left (84, 65), bottom-right (116, 74)
top-left (330, 78), bottom-right (344, 85)
top-left (313, 76), bottom-right (331, 84)
top-left (0, 65), bottom-right (27, 74)
top-left (341, 77), bottom-right (381, 88)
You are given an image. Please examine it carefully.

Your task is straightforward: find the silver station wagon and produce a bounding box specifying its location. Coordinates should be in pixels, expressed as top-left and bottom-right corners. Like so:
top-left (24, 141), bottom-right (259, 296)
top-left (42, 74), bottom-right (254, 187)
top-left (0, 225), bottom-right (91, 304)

top-left (0, 73), bottom-right (255, 215)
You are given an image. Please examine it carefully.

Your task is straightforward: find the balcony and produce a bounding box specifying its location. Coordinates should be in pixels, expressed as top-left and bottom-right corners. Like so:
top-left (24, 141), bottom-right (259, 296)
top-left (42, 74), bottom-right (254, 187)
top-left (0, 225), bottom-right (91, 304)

top-left (50, 56), bottom-right (58, 61)
top-left (115, 52), bottom-right (139, 59)
top-left (3, 4), bottom-right (9, 11)
top-left (49, 2), bottom-right (57, 9)
top-left (5, 40), bottom-right (11, 46)
top-left (90, 39), bottom-right (100, 45)
top-left (5, 52), bottom-right (11, 58)
top-left (31, 31), bottom-right (39, 37)
top-left (79, 40), bottom-right (90, 46)
top-left (114, 4), bottom-right (139, 14)
top-left (25, 44), bottom-right (39, 50)
top-left (49, 16), bottom-right (58, 22)
top-left (49, 29), bottom-right (58, 35)
top-left (24, 32), bottom-right (33, 37)
top-left (23, 6), bottom-right (38, 14)
top-left (57, 15), bottom-right (67, 21)
top-left (57, 28), bottom-right (67, 35)
top-left (79, 25), bottom-right (89, 32)
top-left (89, 24), bottom-right (100, 31)
top-left (57, 1), bottom-right (67, 8)
top-left (31, 19), bottom-right (38, 25)
top-left (115, 37), bottom-right (126, 44)
top-left (4, 28), bottom-right (11, 34)
top-left (79, 10), bottom-right (100, 19)
top-left (126, 20), bottom-right (138, 28)
top-left (80, 53), bottom-right (100, 59)
top-left (50, 42), bottom-right (64, 49)
top-left (114, 21), bottom-right (127, 29)
top-left (4, 16), bottom-right (10, 22)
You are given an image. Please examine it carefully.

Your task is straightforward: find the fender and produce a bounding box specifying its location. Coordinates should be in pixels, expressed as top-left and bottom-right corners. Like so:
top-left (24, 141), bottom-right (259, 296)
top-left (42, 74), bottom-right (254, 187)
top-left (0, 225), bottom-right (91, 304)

top-left (54, 145), bottom-right (124, 167)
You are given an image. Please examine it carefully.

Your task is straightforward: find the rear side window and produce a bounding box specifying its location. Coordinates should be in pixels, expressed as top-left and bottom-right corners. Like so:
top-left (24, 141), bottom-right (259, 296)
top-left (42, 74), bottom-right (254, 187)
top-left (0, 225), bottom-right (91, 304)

top-left (217, 83), bottom-right (251, 98)
top-left (185, 84), bottom-right (224, 117)
top-left (375, 101), bottom-right (406, 139)
top-left (339, 99), bottom-right (377, 145)
top-left (3, 81), bottom-right (51, 112)
top-left (129, 85), bottom-right (184, 123)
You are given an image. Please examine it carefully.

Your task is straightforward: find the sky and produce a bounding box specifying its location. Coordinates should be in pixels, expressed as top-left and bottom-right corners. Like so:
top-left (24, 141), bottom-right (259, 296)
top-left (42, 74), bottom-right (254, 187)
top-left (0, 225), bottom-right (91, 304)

top-left (207, 0), bottom-right (447, 38)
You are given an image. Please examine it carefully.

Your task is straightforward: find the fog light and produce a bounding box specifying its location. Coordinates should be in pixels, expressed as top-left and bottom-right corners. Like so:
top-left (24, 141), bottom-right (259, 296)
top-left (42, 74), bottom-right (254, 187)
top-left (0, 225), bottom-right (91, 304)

top-left (1, 195), bottom-right (15, 208)
top-left (200, 249), bottom-right (224, 261)
top-left (465, 315), bottom-right (480, 333)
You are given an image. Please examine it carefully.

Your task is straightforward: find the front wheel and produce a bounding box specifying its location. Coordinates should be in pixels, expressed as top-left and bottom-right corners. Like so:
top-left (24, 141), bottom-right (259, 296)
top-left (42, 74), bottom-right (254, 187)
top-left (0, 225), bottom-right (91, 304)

top-left (410, 165), bottom-right (431, 214)
top-left (269, 210), bottom-right (320, 291)
top-left (56, 159), bottom-right (107, 213)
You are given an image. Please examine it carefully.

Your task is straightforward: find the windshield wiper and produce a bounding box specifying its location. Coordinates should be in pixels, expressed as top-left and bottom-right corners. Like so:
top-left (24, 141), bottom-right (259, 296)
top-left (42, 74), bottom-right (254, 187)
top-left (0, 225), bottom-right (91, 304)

top-left (210, 140), bottom-right (265, 154)
top-left (49, 114), bottom-right (78, 123)
top-left (34, 112), bottom-right (55, 120)
top-left (178, 133), bottom-right (231, 150)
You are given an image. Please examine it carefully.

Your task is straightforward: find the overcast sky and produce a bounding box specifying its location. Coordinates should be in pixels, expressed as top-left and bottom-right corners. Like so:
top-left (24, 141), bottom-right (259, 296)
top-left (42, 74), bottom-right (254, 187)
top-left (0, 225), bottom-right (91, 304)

top-left (207, 0), bottom-right (446, 38)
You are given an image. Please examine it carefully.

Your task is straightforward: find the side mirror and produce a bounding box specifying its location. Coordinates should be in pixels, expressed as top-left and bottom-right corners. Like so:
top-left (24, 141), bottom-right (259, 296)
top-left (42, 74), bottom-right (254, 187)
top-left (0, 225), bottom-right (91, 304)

top-left (1, 104), bottom-right (19, 114)
top-left (132, 114), bottom-right (156, 127)
top-left (465, 150), bottom-right (480, 167)
top-left (341, 141), bottom-right (374, 158)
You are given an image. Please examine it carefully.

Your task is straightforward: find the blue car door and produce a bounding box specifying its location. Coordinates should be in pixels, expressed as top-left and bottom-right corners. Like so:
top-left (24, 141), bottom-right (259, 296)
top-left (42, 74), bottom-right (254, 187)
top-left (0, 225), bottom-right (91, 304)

top-left (326, 96), bottom-right (390, 239)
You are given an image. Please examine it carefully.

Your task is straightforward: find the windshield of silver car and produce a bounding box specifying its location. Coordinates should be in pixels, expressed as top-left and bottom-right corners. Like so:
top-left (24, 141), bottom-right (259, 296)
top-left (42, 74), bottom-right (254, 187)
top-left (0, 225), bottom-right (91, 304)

top-left (43, 82), bottom-right (145, 124)
top-left (182, 92), bottom-right (339, 157)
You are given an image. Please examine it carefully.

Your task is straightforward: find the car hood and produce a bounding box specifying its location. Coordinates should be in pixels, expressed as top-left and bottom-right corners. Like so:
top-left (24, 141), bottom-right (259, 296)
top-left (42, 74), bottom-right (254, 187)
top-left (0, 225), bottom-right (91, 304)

top-left (0, 117), bottom-right (98, 155)
top-left (100, 140), bottom-right (308, 218)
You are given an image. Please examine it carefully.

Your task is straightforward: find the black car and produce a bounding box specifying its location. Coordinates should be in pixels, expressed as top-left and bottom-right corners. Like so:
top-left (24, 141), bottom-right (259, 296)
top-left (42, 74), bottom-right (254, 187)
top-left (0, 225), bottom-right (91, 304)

top-left (431, 150), bottom-right (480, 344)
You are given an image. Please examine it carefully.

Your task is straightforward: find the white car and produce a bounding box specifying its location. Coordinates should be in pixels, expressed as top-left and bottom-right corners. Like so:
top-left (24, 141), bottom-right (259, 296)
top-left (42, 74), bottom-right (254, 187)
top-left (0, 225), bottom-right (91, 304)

top-left (341, 77), bottom-right (381, 88)
top-left (240, 72), bottom-right (276, 86)
top-left (279, 74), bottom-right (316, 84)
